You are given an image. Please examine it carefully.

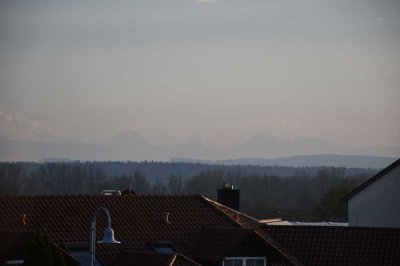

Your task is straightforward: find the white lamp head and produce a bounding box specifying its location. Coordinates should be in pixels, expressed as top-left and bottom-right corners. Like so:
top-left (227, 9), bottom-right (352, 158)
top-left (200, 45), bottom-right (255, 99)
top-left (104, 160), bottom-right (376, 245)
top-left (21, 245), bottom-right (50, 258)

top-left (98, 226), bottom-right (121, 244)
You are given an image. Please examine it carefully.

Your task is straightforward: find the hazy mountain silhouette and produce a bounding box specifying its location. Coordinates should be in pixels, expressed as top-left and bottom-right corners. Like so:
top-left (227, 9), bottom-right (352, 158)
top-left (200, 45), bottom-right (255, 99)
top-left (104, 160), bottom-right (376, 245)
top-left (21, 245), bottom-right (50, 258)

top-left (0, 138), bottom-right (105, 161)
top-left (103, 131), bottom-right (212, 161)
top-left (228, 133), bottom-right (346, 158)
top-left (107, 130), bottom-right (149, 148)
top-left (0, 131), bottom-right (398, 166)
top-left (105, 131), bottom-right (153, 160)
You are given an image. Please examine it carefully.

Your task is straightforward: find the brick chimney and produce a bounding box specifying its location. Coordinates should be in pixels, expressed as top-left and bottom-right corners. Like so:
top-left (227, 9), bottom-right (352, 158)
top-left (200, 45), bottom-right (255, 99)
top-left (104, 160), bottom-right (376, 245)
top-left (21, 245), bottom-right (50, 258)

top-left (217, 182), bottom-right (240, 211)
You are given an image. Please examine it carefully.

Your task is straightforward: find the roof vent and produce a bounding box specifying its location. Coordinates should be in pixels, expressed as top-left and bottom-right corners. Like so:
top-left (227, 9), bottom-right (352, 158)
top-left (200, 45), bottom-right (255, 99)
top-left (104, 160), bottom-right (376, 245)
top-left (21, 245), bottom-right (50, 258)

top-left (101, 190), bottom-right (122, 196)
top-left (164, 212), bottom-right (171, 225)
top-left (20, 213), bottom-right (27, 226)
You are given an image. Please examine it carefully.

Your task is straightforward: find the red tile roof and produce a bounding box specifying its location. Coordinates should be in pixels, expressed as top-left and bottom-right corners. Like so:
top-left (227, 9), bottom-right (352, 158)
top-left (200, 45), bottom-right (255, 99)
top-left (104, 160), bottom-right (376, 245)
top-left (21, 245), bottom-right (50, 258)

top-left (206, 199), bottom-right (301, 266)
top-left (114, 251), bottom-right (201, 266)
top-left (194, 227), bottom-right (295, 266)
top-left (0, 230), bottom-right (37, 264)
top-left (262, 225), bottom-right (400, 266)
top-left (0, 195), bottom-right (293, 265)
top-left (0, 230), bottom-right (79, 266)
top-left (194, 227), bottom-right (254, 263)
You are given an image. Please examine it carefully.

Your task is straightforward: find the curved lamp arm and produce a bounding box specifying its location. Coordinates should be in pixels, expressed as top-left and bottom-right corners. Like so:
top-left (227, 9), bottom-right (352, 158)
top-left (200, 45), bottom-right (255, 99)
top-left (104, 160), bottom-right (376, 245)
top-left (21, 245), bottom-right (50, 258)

top-left (93, 207), bottom-right (112, 228)
top-left (90, 207), bottom-right (120, 266)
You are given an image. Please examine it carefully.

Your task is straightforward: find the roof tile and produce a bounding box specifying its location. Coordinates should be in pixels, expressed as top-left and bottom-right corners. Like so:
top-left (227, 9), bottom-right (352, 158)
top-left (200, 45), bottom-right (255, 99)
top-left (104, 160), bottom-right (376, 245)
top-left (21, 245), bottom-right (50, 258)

top-left (262, 225), bottom-right (400, 266)
top-left (0, 195), bottom-right (292, 265)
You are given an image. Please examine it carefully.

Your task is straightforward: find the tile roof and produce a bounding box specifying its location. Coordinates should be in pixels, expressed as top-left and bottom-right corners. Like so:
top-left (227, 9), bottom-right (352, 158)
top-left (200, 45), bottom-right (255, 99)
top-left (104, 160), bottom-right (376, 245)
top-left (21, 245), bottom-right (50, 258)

top-left (206, 199), bottom-right (301, 266)
top-left (0, 230), bottom-right (79, 266)
top-left (0, 195), bottom-right (293, 265)
top-left (193, 226), bottom-right (295, 266)
top-left (262, 225), bottom-right (400, 266)
top-left (342, 158), bottom-right (400, 201)
top-left (114, 251), bottom-right (201, 266)
top-left (194, 227), bottom-right (254, 264)
top-left (0, 230), bottom-right (39, 265)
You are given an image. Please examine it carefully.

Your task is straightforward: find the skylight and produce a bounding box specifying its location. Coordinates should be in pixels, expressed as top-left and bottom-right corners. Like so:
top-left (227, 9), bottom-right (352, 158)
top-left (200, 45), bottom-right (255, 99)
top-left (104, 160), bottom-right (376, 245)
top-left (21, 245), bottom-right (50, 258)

top-left (150, 241), bottom-right (176, 253)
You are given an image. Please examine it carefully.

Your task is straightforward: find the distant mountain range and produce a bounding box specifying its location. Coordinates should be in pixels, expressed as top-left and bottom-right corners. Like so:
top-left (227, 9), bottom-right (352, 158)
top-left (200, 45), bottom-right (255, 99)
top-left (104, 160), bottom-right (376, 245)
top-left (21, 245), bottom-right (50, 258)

top-left (0, 131), bottom-right (216, 162)
top-left (0, 131), bottom-right (398, 168)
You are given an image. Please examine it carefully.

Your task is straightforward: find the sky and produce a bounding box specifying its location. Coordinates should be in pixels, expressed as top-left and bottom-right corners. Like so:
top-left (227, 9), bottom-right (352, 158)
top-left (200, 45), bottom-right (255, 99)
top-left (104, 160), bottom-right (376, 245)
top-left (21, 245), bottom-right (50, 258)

top-left (0, 0), bottom-right (399, 150)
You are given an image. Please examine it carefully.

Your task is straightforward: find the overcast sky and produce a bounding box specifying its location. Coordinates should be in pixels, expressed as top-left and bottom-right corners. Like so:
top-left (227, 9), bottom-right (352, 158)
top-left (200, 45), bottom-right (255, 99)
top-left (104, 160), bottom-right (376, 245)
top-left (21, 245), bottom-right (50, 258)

top-left (0, 0), bottom-right (399, 149)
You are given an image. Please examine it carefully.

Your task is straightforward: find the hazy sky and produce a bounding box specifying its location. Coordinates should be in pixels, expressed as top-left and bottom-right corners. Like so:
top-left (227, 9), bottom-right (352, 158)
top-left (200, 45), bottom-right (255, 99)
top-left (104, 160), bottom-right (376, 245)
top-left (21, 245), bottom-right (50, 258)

top-left (1, 0), bottom-right (399, 149)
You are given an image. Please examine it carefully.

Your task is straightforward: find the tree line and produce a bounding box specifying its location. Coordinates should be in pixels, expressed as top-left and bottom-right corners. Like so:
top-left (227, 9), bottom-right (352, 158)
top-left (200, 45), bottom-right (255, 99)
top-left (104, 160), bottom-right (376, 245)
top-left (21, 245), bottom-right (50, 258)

top-left (0, 162), bottom-right (370, 222)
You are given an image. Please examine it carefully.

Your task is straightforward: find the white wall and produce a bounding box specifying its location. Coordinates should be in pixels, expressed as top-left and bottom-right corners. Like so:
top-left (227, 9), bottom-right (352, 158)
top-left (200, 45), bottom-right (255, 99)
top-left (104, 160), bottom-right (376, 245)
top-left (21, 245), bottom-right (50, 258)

top-left (348, 164), bottom-right (400, 228)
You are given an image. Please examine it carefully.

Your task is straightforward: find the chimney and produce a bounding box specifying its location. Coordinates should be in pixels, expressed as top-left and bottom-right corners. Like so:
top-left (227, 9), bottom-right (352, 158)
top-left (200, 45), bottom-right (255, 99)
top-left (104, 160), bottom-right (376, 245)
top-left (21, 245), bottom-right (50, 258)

top-left (217, 182), bottom-right (240, 211)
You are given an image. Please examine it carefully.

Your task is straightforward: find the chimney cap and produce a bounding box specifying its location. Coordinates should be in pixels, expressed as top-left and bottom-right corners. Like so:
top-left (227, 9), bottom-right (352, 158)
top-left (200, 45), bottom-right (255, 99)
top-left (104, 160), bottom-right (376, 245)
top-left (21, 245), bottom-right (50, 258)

top-left (222, 181), bottom-right (233, 189)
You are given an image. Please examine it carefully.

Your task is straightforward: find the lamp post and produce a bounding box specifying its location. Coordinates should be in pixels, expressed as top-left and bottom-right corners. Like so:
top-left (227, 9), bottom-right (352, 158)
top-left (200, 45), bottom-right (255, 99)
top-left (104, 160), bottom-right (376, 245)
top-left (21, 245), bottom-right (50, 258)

top-left (90, 207), bottom-right (121, 266)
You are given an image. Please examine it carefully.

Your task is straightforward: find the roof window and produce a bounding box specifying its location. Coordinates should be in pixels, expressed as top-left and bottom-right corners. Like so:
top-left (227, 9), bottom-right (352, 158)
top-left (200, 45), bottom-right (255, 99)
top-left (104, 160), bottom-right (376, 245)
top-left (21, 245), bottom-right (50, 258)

top-left (150, 241), bottom-right (176, 253)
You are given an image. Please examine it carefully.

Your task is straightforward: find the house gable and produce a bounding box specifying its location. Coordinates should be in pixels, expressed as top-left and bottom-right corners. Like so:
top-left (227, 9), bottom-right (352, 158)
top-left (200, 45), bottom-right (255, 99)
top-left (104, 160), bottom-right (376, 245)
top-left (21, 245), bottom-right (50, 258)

top-left (342, 158), bottom-right (400, 227)
top-left (343, 158), bottom-right (400, 201)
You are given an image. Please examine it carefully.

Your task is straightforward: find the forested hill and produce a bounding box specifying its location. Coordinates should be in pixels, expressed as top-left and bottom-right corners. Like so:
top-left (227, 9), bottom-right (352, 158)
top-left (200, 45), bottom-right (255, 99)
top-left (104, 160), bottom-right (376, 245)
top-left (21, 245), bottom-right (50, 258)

top-left (170, 154), bottom-right (397, 169)
top-left (0, 161), bottom-right (379, 221)
top-left (6, 161), bottom-right (378, 182)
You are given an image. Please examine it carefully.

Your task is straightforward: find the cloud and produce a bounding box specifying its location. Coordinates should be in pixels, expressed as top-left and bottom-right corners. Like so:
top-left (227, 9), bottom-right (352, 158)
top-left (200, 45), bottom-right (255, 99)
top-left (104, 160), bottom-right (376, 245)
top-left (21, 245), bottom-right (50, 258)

top-left (0, 110), bottom-right (54, 140)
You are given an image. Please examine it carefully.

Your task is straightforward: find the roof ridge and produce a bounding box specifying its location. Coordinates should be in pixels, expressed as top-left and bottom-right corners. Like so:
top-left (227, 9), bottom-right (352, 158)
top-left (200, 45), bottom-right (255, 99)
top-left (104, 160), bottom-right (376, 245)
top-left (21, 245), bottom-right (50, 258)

top-left (0, 194), bottom-right (204, 198)
top-left (201, 197), bottom-right (302, 266)
top-left (263, 224), bottom-right (400, 231)
top-left (201, 196), bottom-right (260, 224)
top-left (197, 196), bottom-right (242, 227)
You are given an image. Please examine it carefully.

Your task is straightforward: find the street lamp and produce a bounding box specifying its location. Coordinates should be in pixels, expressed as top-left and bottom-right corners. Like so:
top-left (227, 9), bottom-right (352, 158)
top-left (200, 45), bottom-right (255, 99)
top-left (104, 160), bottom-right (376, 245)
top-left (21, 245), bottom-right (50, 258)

top-left (90, 207), bottom-right (121, 266)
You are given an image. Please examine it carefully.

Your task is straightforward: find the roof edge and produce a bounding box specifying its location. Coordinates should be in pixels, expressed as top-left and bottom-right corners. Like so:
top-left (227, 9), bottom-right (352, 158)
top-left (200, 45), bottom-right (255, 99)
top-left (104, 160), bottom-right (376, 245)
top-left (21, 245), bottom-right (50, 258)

top-left (201, 196), bottom-right (301, 266)
top-left (201, 196), bottom-right (260, 224)
top-left (342, 158), bottom-right (400, 201)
